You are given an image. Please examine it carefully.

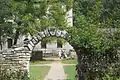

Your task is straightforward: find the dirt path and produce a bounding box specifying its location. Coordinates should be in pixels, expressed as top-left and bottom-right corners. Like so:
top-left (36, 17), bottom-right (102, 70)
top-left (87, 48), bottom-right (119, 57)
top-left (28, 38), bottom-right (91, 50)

top-left (44, 62), bottom-right (67, 80)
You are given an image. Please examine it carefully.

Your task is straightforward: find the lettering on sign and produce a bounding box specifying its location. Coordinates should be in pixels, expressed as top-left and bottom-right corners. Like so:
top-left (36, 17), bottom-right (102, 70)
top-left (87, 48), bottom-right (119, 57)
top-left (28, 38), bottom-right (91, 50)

top-left (49, 28), bottom-right (56, 36)
top-left (38, 32), bottom-right (46, 38)
top-left (44, 29), bottom-right (50, 37)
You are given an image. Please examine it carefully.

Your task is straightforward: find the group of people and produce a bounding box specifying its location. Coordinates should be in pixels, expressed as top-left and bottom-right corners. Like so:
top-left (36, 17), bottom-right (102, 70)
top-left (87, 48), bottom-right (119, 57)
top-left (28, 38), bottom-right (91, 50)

top-left (58, 49), bottom-right (67, 59)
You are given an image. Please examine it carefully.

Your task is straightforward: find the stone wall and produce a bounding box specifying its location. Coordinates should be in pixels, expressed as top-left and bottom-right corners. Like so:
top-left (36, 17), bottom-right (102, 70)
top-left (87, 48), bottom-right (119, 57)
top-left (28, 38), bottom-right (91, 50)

top-left (0, 47), bottom-right (31, 73)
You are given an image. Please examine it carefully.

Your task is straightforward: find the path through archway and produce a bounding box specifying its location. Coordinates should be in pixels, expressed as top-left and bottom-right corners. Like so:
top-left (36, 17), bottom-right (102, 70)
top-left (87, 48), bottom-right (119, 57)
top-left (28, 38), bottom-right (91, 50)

top-left (23, 27), bottom-right (78, 79)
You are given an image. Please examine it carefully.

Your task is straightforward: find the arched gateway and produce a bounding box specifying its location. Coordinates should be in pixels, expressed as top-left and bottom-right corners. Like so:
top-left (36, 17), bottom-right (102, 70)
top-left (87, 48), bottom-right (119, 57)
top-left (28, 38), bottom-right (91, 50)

top-left (24, 27), bottom-right (69, 51)
top-left (0, 27), bottom-right (70, 78)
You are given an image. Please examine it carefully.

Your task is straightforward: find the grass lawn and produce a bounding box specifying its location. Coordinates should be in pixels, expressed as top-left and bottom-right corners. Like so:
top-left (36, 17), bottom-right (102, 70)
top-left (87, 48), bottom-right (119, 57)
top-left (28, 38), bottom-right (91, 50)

top-left (30, 60), bottom-right (53, 65)
top-left (61, 59), bottom-right (77, 64)
top-left (64, 65), bottom-right (76, 80)
top-left (30, 66), bottom-right (50, 80)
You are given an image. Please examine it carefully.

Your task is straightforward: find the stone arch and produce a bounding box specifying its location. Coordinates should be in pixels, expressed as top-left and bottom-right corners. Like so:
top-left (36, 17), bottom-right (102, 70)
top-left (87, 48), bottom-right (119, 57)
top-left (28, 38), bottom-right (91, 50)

top-left (23, 27), bottom-right (71, 77)
top-left (24, 27), bottom-right (69, 51)
top-left (0, 27), bottom-right (72, 79)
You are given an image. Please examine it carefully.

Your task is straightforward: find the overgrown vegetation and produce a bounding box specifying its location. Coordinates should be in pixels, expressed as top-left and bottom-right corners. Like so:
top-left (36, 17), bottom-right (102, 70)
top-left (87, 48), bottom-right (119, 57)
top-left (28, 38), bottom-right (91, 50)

top-left (0, 56), bottom-right (29, 80)
top-left (0, 65), bottom-right (29, 80)
top-left (0, 0), bottom-right (72, 48)
top-left (72, 0), bottom-right (120, 79)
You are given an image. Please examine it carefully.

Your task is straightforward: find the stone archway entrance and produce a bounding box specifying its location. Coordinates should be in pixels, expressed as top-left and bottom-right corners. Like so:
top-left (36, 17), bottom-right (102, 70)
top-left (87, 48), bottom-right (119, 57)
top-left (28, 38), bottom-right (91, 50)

top-left (24, 27), bottom-right (70, 71)
top-left (24, 27), bottom-right (75, 79)
top-left (0, 27), bottom-right (78, 79)
top-left (24, 27), bottom-right (69, 51)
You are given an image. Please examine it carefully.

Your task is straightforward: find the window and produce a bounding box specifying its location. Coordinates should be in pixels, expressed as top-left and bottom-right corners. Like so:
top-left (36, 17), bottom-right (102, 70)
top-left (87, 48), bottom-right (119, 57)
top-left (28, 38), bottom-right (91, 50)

top-left (57, 40), bottom-right (62, 48)
top-left (7, 38), bottom-right (12, 48)
top-left (41, 41), bottom-right (46, 48)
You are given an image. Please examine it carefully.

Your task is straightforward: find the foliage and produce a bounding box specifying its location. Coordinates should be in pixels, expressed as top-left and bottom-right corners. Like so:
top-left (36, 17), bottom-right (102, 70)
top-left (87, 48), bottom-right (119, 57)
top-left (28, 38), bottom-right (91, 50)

top-left (41, 37), bottom-right (67, 45)
top-left (0, 0), bottom-right (13, 48)
top-left (0, 0), bottom-right (73, 46)
top-left (100, 0), bottom-right (120, 28)
top-left (0, 0), bottom-right (12, 22)
top-left (10, 0), bottom-right (48, 35)
top-left (0, 64), bottom-right (29, 80)
top-left (72, 0), bottom-right (120, 79)
top-left (0, 55), bottom-right (29, 80)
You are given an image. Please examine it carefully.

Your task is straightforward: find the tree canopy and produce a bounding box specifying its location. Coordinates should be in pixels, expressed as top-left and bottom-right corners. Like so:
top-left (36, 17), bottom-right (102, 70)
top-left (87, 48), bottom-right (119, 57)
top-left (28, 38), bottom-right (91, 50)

top-left (0, 0), bottom-right (73, 46)
top-left (72, 0), bottom-right (120, 79)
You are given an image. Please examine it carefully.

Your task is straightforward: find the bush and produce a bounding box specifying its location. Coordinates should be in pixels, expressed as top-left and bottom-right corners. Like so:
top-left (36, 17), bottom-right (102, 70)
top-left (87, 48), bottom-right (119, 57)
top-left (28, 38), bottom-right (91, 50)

top-left (0, 65), bottom-right (29, 80)
top-left (76, 48), bottom-right (120, 80)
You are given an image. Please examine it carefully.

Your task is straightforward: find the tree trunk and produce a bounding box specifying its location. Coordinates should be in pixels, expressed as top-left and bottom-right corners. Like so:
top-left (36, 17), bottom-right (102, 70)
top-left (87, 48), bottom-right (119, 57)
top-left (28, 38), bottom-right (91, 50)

top-left (14, 29), bottom-right (20, 45)
top-left (0, 28), bottom-right (2, 50)
top-left (0, 40), bottom-right (2, 50)
top-left (74, 46), bottom-right (85, 80)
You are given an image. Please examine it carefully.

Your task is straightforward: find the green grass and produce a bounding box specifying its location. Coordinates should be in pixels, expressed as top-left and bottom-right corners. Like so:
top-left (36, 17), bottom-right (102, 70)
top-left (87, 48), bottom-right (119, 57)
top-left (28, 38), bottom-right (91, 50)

top-left (61, 59), bottom-right (77, 64)
top-left (62, 59), bottom-right (77, 79)
top-left (30, 66), bottom-right (50, 80)
top-left (64, 65), bottom-right (76, 80)
top-left (30, 60), bottom-right (53, 65)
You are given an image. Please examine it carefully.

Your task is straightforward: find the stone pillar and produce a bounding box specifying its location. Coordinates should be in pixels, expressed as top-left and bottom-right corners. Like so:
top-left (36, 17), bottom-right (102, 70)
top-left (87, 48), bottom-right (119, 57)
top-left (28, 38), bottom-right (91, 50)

top-left (13, 49), bottom-right (31, 76)
top-left (0, 47), bottom-right (31, 79)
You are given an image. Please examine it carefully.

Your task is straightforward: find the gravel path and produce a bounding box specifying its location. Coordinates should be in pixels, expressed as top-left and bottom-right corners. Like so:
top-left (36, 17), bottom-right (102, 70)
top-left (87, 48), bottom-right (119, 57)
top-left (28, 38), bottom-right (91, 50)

top-left (44, 62), bottom-right (67, 80)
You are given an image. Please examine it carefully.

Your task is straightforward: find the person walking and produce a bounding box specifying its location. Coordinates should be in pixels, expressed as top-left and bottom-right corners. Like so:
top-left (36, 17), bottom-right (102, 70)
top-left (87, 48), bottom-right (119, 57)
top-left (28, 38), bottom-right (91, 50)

top-left (61, 49), bottom-right (67, 59)
top-left (58, 49), bottom-right (62, 59)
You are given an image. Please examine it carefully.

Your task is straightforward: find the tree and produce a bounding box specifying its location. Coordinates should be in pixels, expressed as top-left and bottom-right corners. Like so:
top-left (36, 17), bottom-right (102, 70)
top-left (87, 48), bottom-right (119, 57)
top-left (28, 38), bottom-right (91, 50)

top-left (0, 0), bottom-right (48, 46)
top-left (0, 0), bottom-right (13, 49)
top-left (2, 0), bottom-right (73, 46)
top-left (72, 0), bottom-right (120, 79)
top-left (100, 0), bottom-right (120, 28)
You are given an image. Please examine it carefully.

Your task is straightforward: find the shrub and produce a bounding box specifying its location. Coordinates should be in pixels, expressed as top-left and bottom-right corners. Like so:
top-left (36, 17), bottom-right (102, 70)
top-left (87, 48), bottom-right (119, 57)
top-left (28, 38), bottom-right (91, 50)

top-left (0, 65), bottom-right (29, 80)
